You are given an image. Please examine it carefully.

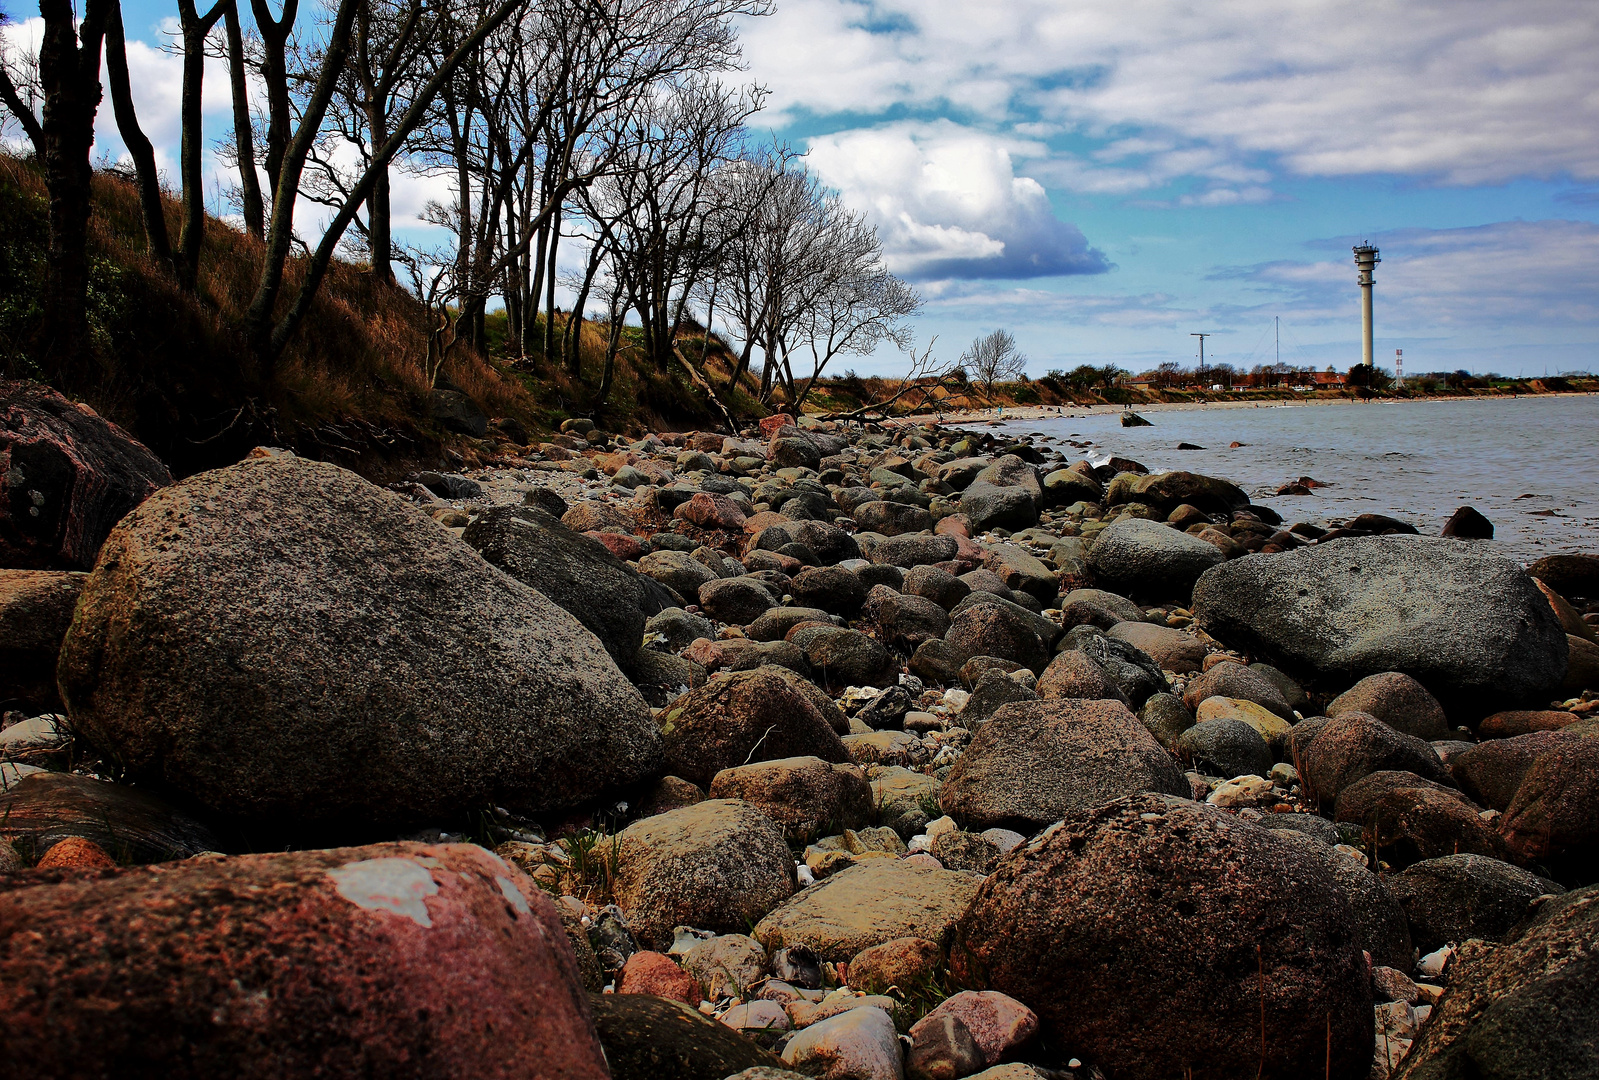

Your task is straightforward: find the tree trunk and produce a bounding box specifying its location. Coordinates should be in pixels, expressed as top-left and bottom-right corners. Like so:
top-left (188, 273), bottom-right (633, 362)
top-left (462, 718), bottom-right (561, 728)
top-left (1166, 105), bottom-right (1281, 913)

top-left (250, 0), bottom-right (299, 198)
top-left (541, 206), bottom-right (560, 360)
top-left (105, 3), bottom-right (172, 266)
top-left (35, 0), bottom-right (112, 382)
top-left (176, 0), bottom-right (227, 290)
top-left (223, 1), bottom-right (264, 238)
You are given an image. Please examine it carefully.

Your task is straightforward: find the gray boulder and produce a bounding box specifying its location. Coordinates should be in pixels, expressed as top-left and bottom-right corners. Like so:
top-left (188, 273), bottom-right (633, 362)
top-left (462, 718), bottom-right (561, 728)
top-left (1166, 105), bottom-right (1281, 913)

top-left (1176, 718), bottom-right (1273, 779)
top-left (463, 506), bottom-right (645, 667)
top-left (1087, 518), bottom-right (1224, 602)
top-left (1387, 853), bottom-right (1566, 953)
top-left (57, 455), bottom-right (661, 828)
top-left (960, 484), bottom-right (1038, 532)
top-left (940, 698), bottom-right (1191, 831)
top-left (1193, 537), bottom-right (1570, 717)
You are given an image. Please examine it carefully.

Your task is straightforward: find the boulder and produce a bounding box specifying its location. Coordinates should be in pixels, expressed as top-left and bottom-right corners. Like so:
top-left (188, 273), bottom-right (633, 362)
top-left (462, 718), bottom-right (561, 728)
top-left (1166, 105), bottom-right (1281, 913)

top-left (917, 991), bottom-right (1039, 1069)
top-left (782, 1005), bottom-right (903, 1080)
top-left (708, 757), bottom-right (874, 842)
top-left (613, 799), bottom-right (797, 951)
top-left (755, 859), bottom-right (984, 962)
top-left (1086, 518), bottom-right (1224, 602)
top-left (1106, 621), bottom-right (1206, 674)
top-left (950, 795), bottom-right (1374, 1080)
top-left (1498, 736), bottom-right (1599, 880)
top-left (56, 455), bottom-right (661, 828)
top-left (944, 604), bottom-right (1050, 673)
top-left (0, 771), bottom-right (218, 863)
top-left (854, 500), bottom-right (934, 536)
top-left (658, 666), bottom-right (850, 787)
top-left (791, 626), bottom-right (897, 691)
top-left (1441, 505), bottom-right (1494, 540)
top-left (589, 992), bottom-right (783, 1080)
top-left (616, 951), bottom-right (701, 1004)
top-left (1299, 712), bottom-right (1453, 807)
top-left (1393, 885), bottom-right (1599, 1080)
top-left (0, 842), bottom-right (608, 1078)
top-left (982, 545), bottom-right (1057, 604)
top-left (959, 484), bottom-right (1037, 532)
top-left (875, 592), bottom-right (953, 651)
top-left (1112, 470), bottom-right (1250, 516)
top-left (0, 569), bottom-right (85, 710)
top-left (940, 699), bottom-right (1190, 832)
top-left (960, 669), bottom-right (1039, 727)
top-left (462, 506), bottom-right (646, 667)
top-left (1069, 633), bottom-right (1170, 709)
top-left (1176, 718), bottom-right (1273, 779)
top-left (1139, 692), bottom-right (1196, 749)
top-left (1478, 710), bottom-right (1581, 738)
top-left (872, 533), bottom-right (960, 569)
top-left (683, 933), bottom-right (769, 1000)
top-left (699, 578), bottom-right (778, 625)
top-left (562, 500), bottom-right (633, 533)
top-left (903, 565), bottom-right (971, 610)
top-left (1040, 468), bottom-right (1103, 508)
top-left (0, 380), bottom-right (172, 570)
top-left (848, 937), bottom-right (944, 994)
top-left (1526, 553), bottom-right (1599, 602)
top-left (1388, 854), bottom-right (1566, 953)
top-left (1450, 730), bottom-right (1584, 812)
top-left (1327, 672), bottom-right (1451, 741)
top-left (1034, 651), bottom-right (1127, 703)
top-left (639, 549), bottom-right (720, 596)
top-left (871, 767), bottom-right (940, 839)
top-left (1360, 784), bottom-right (1514, 869)
top-left (675, 492), bottom-right (747, 531)
top-left (1181, 660), bottom-right (1294, 720)
top-left (790, 565), bottom-right (868, 614)
top-left (1193, 537), bottom-right (1570, 717)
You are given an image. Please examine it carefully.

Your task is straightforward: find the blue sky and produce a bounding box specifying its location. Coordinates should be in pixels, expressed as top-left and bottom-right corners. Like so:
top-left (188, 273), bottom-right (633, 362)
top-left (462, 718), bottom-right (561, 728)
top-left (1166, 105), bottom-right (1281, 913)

top-left (6, 0), bottom-right (1598, 377)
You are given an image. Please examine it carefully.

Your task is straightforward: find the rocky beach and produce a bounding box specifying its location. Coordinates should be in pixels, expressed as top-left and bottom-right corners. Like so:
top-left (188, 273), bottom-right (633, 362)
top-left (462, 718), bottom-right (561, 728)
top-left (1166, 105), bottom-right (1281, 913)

top-left (4, 379), bottom-right (1598, 1080)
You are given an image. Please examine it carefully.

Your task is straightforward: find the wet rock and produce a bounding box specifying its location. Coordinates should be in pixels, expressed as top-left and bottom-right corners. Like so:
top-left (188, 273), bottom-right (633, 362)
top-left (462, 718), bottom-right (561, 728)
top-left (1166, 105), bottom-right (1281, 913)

top-left (941, 698), bottom-right (1190, 832)
top-left (1526, 553), bottom-right (1599, 602)
top-left (1193, 537), bottom-right (1570, 718)
top-left (590, 992), bottom-right (783, 1080)
top-left (791, 565), bottom-right (869, 615)
top-left (0, 842), bottom-right (609, 1078)
top-left (875, 592), bottom-right (953, 652)
top-left (0, 570), bottom-right (86, 710)
top-left (951, 794), bottom-right (1374, 1080)
top-left (1449, 730), bottom-right (1582, 812)
top-left (1392, 885), bottom-right (1599, 1080)
top-left (57, 455), bottom-right (660, 828)
top-left (1, 380), bottom-right (172, 570)
top-left (1086, 518), bottom-right (1225, 602)
top-left (0, 771), bottom-right (218, 863)
top-left (658, 666), bottom-right (850, 787)
top-left (613, 799), bottom-right (797, 951)
top-left (708, 757), bottom-right (874, 843)
top-left (1041, 468), bottom-right (1103, 508)
top-left (1440, 505), bottom-right (1494, 540)
top-left (755, 860), bottom-right (983, 963)
top-left (1387, 854), bottom-right (1566, 953)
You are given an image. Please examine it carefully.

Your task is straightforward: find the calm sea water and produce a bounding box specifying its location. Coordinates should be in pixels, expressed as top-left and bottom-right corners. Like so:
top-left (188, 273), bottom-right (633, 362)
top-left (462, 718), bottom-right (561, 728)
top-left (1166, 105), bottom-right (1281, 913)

top-left (994, 395), bottom-right (1599, 560)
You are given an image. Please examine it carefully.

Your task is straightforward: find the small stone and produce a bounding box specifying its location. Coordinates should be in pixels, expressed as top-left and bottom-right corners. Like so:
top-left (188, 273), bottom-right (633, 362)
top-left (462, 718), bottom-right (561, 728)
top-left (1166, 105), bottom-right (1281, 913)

top-left (1416, 946), bottom-right (1453, 980)
top-left (615, 950), bottom-right (701, 1004)
top-left (1205, 774), bottom-right (1275, 808)
top-left (781, 1004), bottom-right (904, 1080)
top-left (34, 836), bottom-right (116, 870)
top-left (906, 1012), bottom-right (984, 1080)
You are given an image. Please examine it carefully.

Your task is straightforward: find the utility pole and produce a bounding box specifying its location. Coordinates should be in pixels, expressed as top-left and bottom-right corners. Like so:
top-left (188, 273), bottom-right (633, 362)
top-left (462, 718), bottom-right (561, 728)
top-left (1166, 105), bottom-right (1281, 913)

top-left (1275, 317), bottom-right (1279, 366)
top-left (1191, 332), bottom-right (1211, 383)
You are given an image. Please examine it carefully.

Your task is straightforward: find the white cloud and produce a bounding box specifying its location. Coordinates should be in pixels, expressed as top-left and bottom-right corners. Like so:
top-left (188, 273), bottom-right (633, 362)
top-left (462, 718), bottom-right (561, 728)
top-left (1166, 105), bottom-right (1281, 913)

top-left (740, 0), bottom-right (1599, 186)
top-left (805, 122), bottom-right (1109, 279)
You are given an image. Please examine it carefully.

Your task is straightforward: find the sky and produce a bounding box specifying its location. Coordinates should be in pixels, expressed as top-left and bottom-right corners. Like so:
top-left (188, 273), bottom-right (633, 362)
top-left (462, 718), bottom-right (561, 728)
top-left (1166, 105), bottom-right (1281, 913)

top-left (4, 0), bottom-right (1598, 378)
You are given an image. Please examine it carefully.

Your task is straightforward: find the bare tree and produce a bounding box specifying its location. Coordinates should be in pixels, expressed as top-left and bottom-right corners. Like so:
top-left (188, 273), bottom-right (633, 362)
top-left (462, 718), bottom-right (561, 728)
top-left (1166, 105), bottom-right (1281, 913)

top-left (962, 328), bottom-right (1027, 399)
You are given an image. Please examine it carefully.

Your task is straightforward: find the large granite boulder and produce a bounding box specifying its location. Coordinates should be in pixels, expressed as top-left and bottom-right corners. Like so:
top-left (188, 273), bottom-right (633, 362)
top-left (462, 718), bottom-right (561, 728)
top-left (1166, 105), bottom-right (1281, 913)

top-left (1111, 470), bottom-right (1249, 515)
top-left (1193, 537), bottom-right (1568, 717)
top-left (57, 455), bottom-right (661, 828)
top-left (707, 757), bottom-right (874, 842)
top-left (0, 842), bottom-right (608, 1078)
top-left (1387, 854), bottom-right (1566, 953)
top-left (951, 794), bottom-right (1375, 1080)
top-left (1327, 671), bottom-right (1451, 741)
top-left (1087, 518), bottom-right (1225, 602)
top-left (462, 505), bottom-right (646, 667)
top-left (1394, 884), bottom-right (1599, 1080)
top-left (940, 699), bottom-right (1190, 832)
top-left (1, 380), bottom-right (172, 570)
top-left (613, 799), bottom-right (797, 951)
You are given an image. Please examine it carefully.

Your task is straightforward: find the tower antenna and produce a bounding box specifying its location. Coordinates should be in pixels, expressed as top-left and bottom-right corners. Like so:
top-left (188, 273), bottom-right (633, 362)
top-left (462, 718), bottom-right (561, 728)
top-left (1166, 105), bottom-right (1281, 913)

top-left (1353, 244), bottom-right (1381, 367)
top-left (1191, 332), bottom-right (1211, 380)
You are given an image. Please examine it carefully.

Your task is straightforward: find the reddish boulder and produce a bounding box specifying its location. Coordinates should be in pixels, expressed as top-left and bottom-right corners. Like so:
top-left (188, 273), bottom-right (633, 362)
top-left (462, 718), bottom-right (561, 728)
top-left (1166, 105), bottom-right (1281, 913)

top-left (616, 951), bottom-right (702, 1005)
top-left (32, 835), bottom-right (116, 870)
top-left (657, 665), bottom-right (850, 787)
top-left (1450, 730), bottom-right (1584, 811)
top-left (1499, 736), bottom-right (1599, 880)
top-left (1, 380), bottom-right (172, 570)
top-left (0, 842), bottom-right (608, 1078)
top-left (1479, 709), bottom-right (1581, 738)
top-left (585, 530), bottom-right (647, 561)
top-left (951, 794), bottom-right (1374, 1080)
top-left (675, 492), bottom-right (747, 531)
top-left (1300, 711), bottom-right (1452, 807)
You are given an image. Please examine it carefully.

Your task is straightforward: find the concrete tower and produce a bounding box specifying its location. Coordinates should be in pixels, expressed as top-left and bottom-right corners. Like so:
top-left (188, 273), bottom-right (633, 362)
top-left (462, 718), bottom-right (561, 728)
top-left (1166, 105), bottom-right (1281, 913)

top-left (1353, 244), bottom-right (1380, 367)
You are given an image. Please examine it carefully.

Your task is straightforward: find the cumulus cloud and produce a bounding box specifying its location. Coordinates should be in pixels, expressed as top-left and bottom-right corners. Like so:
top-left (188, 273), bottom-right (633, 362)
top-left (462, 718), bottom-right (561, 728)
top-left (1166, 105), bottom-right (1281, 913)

top-left (805, 124), bottom-right (1110, 280)
top-left (740, 0), bottom-right (1599, 186)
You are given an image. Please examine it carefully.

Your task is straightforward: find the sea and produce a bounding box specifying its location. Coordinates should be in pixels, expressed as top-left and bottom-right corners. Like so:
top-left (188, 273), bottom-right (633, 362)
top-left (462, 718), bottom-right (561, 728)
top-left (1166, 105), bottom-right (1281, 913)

top-left (992, 394), bottom-right (1599, 561)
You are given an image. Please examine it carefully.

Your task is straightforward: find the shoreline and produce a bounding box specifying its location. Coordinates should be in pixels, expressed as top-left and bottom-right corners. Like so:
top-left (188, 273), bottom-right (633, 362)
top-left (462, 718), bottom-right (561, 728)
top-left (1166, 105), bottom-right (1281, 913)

top-left (912, 390), bottom-right (1597, 427)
